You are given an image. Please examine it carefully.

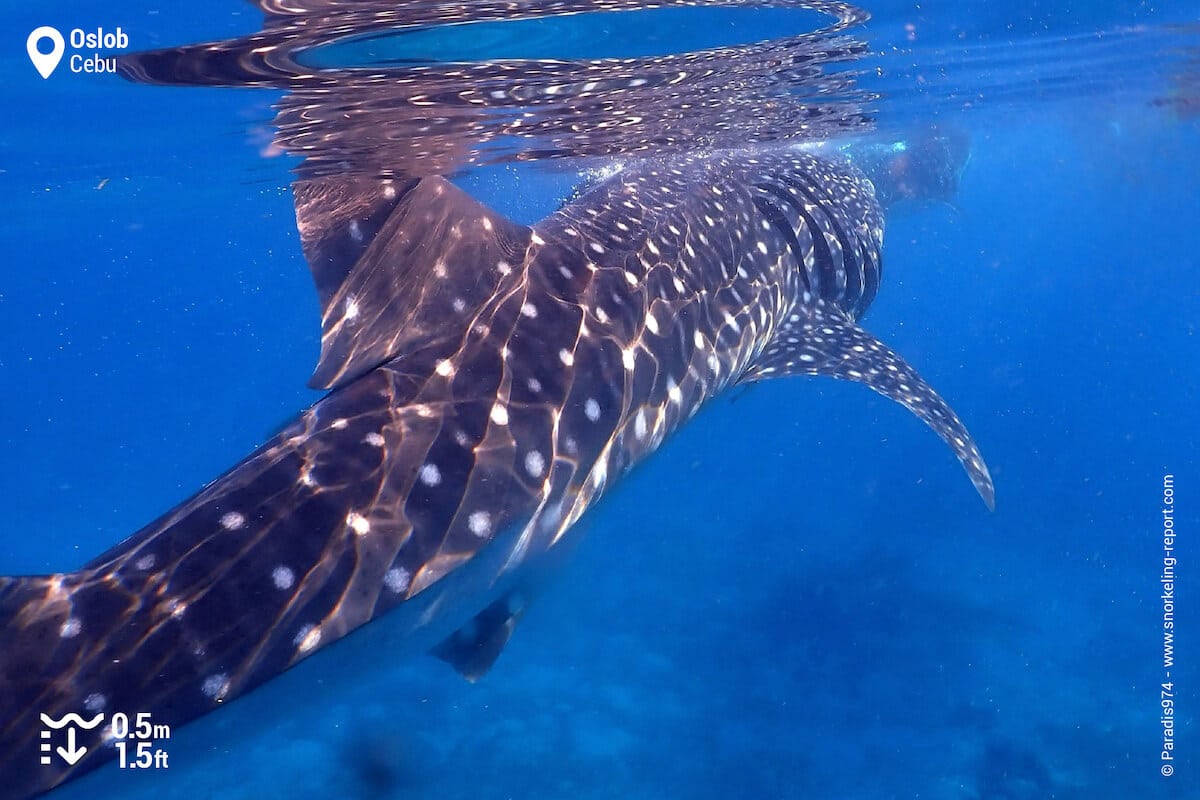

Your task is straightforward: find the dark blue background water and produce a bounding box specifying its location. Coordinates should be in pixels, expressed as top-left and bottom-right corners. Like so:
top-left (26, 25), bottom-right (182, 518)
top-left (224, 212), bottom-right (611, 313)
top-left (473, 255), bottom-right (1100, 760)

top-left (1, 1), bottom-right (1197, 798)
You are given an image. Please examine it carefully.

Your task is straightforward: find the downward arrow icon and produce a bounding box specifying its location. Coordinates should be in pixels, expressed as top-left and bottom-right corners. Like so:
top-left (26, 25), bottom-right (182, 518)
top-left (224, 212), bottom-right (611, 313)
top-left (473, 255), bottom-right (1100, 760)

top-left (57, 727), bottom-right (87, 766)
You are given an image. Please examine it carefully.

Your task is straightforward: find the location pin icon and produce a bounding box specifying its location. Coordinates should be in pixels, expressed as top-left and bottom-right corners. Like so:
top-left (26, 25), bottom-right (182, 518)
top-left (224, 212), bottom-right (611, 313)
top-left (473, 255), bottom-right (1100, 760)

top-left (27, 26), bottom-right (65, 79)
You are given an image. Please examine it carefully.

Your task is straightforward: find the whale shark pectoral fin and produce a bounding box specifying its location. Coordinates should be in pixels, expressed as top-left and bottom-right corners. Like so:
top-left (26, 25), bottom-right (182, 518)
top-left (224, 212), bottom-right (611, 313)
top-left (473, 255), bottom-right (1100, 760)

top-left (742, 303), bottom-right (995, 510)
top-left (294, 175), bottom-right (533, 390)
top-left (431, 593), bottom-right (530, 682)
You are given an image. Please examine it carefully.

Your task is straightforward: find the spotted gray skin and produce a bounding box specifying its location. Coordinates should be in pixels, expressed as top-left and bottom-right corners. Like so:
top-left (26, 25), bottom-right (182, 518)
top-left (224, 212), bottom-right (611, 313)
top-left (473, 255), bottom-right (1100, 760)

top-left (0, 147), bottom-right (991, 798)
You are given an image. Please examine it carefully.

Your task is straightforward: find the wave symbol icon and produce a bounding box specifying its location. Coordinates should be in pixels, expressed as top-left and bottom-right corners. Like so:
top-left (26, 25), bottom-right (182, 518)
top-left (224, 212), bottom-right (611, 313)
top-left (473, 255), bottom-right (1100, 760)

top-left (39, 713), bottom-right (105, 767)
top-left (39, 713), bottom-right (105, 730)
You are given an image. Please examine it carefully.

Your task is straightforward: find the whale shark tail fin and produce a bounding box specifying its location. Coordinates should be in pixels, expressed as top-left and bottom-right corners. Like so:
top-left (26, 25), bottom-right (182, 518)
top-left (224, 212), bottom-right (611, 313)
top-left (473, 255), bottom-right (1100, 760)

top-left (0, 572), bottom-right (105, 800)
top-left (0, 574), bottom-right (70, 719)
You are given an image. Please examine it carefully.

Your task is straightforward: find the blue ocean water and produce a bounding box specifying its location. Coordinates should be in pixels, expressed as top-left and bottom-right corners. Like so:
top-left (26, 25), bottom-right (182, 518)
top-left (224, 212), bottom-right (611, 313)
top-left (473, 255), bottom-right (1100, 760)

top-left (1, 0), bottom-right (1197, 798)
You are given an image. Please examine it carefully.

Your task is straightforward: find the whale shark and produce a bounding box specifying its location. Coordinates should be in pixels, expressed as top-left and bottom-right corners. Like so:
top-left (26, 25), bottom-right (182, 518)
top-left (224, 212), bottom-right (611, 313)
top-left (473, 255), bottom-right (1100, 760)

top-left (0, 146), bottom-right (992, 798)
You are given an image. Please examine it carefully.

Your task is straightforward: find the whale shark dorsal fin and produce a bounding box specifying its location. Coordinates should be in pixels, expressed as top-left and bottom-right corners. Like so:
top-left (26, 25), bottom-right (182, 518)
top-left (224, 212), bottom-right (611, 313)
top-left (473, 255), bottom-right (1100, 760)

top-left (294, 176), bottom-right (416, 310)
top-left (743, 301), bottom-right (995, 509)
top-left (294, 176), bottom-right (533, 390)
top-left (431, 593), bottom-right (529, 682)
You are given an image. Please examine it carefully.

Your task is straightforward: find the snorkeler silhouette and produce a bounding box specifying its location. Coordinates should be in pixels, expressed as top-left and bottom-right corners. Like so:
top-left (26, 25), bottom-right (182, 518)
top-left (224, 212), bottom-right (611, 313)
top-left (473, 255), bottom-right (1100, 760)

top-left (842, 126), bottom-right (972, 210)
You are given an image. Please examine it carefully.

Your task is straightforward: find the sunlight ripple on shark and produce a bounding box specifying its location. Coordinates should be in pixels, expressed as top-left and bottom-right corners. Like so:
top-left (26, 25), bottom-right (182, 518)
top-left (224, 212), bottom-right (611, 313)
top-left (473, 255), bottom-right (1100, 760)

top-left (0, 145), bottom-right (992, 797)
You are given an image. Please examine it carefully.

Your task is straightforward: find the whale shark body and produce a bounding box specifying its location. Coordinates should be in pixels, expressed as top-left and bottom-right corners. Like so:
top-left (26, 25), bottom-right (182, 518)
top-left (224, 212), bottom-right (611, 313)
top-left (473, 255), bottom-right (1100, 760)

top-left (0, 147), bottom-right (992, 798)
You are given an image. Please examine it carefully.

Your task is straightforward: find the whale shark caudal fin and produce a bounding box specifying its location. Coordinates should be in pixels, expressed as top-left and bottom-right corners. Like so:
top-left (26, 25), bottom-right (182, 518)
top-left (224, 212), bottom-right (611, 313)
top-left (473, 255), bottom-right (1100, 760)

top-left (742, 300), bottom-right (995, 509)
top-left (294, 175), bottom-right (533, 390)
top-left (0, 573), bottom-right (101, 797)
top-left (0, 576), bottom-right (68, 695)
